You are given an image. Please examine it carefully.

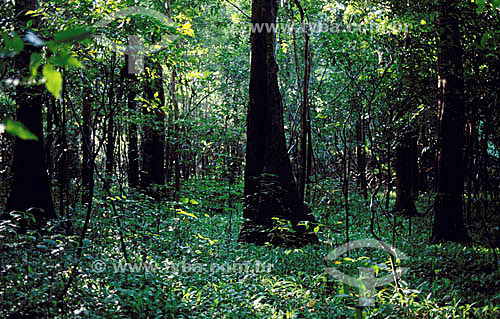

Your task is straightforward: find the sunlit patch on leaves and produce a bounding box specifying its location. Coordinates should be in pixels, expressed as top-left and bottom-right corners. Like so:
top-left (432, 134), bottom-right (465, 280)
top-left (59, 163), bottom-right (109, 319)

top-left (176, 209), bottom-right (198, 219)
top-left (0, 120), bottom-right (38, 141)
top-left (42, 64), bottom-right (62, 99)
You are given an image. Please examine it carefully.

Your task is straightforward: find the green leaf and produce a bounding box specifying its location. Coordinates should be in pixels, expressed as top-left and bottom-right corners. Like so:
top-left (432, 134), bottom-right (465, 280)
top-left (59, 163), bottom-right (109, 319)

top-left (54, 27), bottom-right (91, 44)
top-left (2, 34), bottom-right (24, 54)
top-left (30, 53), bottom-right (42, 77)
top-left (1, 120), bottom-right (39, 141)
top-left (10, 35), bottom-right (24, 54)
top-left (50, 54), bottom-right (83, 68)
top-left (477, 0), bottom-right (486, 11)
top-left (481, 31), bottom-right (491, 48)
top-left (43, 64), bottom-right (62, 99)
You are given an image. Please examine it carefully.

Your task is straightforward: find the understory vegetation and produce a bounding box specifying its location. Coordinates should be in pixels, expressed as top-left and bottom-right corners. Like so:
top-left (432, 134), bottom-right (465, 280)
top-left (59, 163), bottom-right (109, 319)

top-left (1, 0), bottom-right (500, 318)
top-left (2, 181), bottom-right (500, 318)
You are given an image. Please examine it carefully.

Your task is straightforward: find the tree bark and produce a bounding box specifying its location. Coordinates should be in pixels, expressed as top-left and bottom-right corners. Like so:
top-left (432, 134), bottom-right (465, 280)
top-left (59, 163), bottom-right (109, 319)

top-left (167, 68), bottom-right (181, 199)
top-left (355, 115), bottom-right (368, 200)
top-left (82, 85), bottom-right (94, 204)
top-left (394, 130), bottom-right (418, 216)
top-left (140, 59), bottom-right (165, 189)
top-left (104, 55), bottom-right (116, 184)
top-left (238, 0), bottom-right (317, 247)
top-left (4, 0), bottom-right (56, 228)
top-left (297, 6), bottom-right (312, 201)
top-left (432, 0), bottom-right (469, 243)
top-left (127, 84), bottom-right (139, 188)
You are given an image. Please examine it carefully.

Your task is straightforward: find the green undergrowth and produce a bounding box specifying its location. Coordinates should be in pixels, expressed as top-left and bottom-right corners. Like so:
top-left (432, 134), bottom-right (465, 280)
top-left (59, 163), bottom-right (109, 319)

top-left (1, 181), bottom-right (499, 318)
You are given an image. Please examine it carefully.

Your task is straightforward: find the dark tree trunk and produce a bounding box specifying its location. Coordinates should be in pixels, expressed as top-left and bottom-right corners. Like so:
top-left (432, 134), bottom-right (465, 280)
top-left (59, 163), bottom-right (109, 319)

top-left (238, 0), bottom-right (318, 247)
top-left (167, 68), bottom-right (181, 199)
top-left (123, 47), bottom-right (140, 189)
top-left (418, 125), bottom-right (434, 193)
top-left (164, 111), bottom-right (172, 184)
top-left (57, 94), bottom-right (68, 216)
top-left (82, 86), bottom-right (94, 204)
top-left (105, 58), bottom-right (116, 183)
top-left (4, 0), bottom-right (56, 228)
top-left (140, 60), bottom-right (165, 189)
top-left (151, 74), bottom-right (166, 186)
top-left (105, 111), bottom-right (115, 181)
top-left (298, 24), bottom-right (311, 201)
top-left (104, 58), bottom-right (126, 187)
top-left (394, 130), bottom-right (418, 216)
top-left (45, 96), bottom-right (54, 180)
top-left (141, 108), bottom-right (154, 188)
top-left (432, 0), bottom-right (469, 243)
top-left (355, 116), bottom-right (368, 200)
top-left (127, 85), bottom-right (139, 188)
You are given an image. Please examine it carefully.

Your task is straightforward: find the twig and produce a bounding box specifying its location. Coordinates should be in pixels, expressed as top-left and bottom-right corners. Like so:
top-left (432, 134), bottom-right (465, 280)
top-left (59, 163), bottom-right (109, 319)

top-left (223, 0), bottom-right (251, 20)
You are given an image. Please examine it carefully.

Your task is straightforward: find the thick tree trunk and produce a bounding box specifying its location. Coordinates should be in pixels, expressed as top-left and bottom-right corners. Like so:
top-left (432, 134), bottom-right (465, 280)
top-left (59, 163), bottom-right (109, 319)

top-left (140, 60), bottom-right (165, 189)
top-left (123, 30), bottom-right (140, 189)
top-left (152, 84), bottom-right (166, 186)
top-left (394, 130), bottom-right (418, 216)
top-left (238, 0), bottom-right (317, 247)
top-left (432, 0), bottom-right (469, 243)
top-left (5, 0), bottom-right (56, 228)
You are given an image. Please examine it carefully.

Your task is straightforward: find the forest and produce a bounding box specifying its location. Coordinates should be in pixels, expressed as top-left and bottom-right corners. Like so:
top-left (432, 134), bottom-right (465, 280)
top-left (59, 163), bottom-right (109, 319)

top-left (1, 0), bottom-right (500, 318)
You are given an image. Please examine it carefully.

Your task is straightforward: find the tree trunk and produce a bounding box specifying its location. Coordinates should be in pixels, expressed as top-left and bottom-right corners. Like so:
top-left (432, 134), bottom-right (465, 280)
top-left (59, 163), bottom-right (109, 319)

top-left (105, 56), bottom-right (116, 184)
top-left (4, 0), bottom-right (56, 228)
top-left (432, 0), bottom-right (469, 243)
top-left (394, 130), bottom-right (418, 216)
top-left (82, 86), bottom-right (94, 204)
top-left (127, 84), bottom-right (139, 188)
top-left (238, 0), bottom-right (318, 247)
top-left (123, 27), bottom-right (140, 189)
top-left (57, 92), bottom-right (68, 216)
top-left (167, 68), bottom-right (181, 199)
top-left (298, 14), bottom-right (312, 201)
top-left (355, 115), bottom-right (368, 200)
top-left (140, 60), bottom-right (165, 189)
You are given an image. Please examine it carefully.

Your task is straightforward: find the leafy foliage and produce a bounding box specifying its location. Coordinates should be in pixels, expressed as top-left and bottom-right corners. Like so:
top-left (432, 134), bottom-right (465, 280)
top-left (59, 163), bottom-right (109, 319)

top-left (1, 0), bottom-right (500, 318)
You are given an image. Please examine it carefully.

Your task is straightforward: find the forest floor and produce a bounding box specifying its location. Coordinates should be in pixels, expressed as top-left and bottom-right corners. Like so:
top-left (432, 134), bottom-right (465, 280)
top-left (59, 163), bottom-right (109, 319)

top-left (1, 179), bottom-right (500, 318)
